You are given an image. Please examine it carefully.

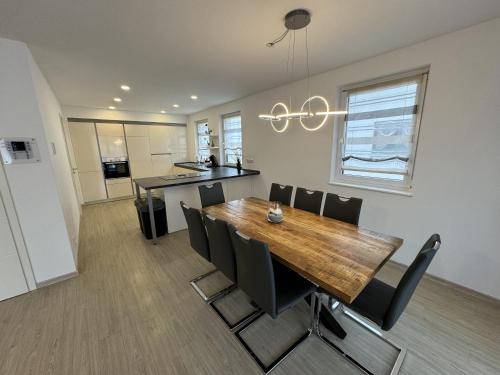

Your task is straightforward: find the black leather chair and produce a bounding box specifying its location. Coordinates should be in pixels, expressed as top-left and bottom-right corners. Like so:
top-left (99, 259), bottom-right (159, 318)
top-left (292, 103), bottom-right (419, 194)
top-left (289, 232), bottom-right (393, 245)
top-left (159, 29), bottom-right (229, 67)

top-left (229, 226), bottom-right (316, 373)
top-left (314, 234), bottom-right (441, 375)
top-left (293, 187), bottom-right (323, 215)
top-left (323, 193), bottom-right (363, 225)
top-left (202, 214), bottom-right (261, 330)
top-left (180, 201), bottom-right (231, 302)
top-left (269, 183), bottom-right (293, 206)
top-left (348, 234), bottom-right (441, 331)
top-left (198, 182), bottom-right (225, 208)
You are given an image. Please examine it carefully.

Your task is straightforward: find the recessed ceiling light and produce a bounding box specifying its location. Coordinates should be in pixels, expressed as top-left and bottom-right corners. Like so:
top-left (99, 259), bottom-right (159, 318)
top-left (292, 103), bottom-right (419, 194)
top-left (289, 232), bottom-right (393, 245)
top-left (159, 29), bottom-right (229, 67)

top-left (113, 97), bottom-right (122, 102)
top-left (120, 85), bottom-right (130, 91)
top-left (160, 110), bottom-right (166, 114)
top-left (190, 95), bottom-right (198, 100)
top-left (173, 104), bottom-right (179, 108)
top-left (108, 106), bottom-right (116, 110)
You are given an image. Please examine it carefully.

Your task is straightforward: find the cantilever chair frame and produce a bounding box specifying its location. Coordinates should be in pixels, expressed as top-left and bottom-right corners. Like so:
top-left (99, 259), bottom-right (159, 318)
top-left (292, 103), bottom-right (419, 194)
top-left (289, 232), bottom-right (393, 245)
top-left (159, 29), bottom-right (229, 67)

top-left (231, 230), bottom-right (315, 374)
top-left (202, 214), bottom-right (262, 331)
top-left (181, 201), bottom-right (236, 304)
top-left (316, 237), bottom-right (442, 375)
top-left (314, 296), bottom-right (407, 375)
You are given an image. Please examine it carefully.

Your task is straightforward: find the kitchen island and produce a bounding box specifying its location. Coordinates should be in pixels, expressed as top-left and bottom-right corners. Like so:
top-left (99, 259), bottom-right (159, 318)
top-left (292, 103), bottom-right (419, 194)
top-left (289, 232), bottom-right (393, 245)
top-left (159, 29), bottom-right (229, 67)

top-left (134, 163), bottom-right (260, 243)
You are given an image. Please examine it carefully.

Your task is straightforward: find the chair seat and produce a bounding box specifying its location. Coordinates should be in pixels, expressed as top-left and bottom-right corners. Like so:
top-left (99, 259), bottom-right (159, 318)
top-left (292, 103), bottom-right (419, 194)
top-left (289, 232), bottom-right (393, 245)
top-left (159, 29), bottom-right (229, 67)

top-left (349, 278), bottom-right (395, 327)
top-left (273, 261), bottom-right (316, 316)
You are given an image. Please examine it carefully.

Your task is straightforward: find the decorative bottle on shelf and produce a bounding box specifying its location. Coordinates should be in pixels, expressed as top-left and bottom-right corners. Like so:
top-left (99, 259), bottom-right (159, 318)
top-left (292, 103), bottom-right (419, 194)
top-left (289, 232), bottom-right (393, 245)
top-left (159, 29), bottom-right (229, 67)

top-left (236, 157), bottom-right (242, 173)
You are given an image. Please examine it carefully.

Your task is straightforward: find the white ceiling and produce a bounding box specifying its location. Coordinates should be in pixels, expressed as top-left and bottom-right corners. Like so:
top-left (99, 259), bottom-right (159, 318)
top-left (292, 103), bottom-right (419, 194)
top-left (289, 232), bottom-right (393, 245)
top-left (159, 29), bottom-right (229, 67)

top-left (1, 0), bottom-right (500, 115)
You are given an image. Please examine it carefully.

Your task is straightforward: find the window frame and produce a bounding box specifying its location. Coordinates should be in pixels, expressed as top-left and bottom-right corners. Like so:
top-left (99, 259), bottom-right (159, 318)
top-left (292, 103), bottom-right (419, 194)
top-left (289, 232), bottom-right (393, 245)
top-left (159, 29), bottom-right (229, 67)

top-left (221, 111), bottom-right (242, 166)
top-left (195, 119), bottom-right (210, 160)
top-left (331, 68), bottom-right (429, 195)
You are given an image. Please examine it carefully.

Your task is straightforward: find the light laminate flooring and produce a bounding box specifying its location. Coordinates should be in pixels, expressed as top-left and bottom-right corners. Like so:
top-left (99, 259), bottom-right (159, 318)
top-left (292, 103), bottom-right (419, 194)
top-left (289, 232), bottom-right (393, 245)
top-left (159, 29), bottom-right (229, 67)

top-left (0, 199), bottom-right (499, 375)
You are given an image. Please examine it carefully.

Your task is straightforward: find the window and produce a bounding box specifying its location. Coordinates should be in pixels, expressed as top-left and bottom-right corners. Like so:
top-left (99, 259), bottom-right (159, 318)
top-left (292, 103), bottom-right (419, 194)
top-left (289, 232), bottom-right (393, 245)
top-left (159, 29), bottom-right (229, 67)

top-left (196, 120), bottom-right (210, 160)
top-left (333, 70), bottom-right (428, 194)
top-left (222, 112), bottom-right (242, 165)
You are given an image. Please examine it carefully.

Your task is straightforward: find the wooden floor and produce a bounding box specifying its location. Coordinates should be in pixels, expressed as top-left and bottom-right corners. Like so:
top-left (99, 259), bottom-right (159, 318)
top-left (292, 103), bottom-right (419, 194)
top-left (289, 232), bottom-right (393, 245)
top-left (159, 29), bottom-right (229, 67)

top-left (0, 199), bottom-right (499, 374)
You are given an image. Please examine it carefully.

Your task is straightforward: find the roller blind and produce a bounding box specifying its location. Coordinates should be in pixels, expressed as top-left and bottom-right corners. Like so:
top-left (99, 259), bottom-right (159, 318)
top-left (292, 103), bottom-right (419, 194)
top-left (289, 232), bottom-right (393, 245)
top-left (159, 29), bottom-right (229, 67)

top-left (222, 113), bottom-right (242, 164)
top-left (196, 120), bottom-right (210, 159)
top-left (340, 73), bottom-right (427, 182)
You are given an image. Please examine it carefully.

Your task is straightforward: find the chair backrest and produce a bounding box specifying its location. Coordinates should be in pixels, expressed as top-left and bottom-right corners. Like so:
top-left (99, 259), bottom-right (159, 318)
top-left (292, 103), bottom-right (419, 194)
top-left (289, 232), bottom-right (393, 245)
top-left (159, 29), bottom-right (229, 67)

top-left (202, 214), bottom-right (236, 283)
top-left (323, 193), bottom-right (363, 225)
top-left (383, 234), bottom-right (441, 331)
top-left (198, 182), bottom-right (225, 208)
top-left (269, 183), bottom-right (293, 206)
top-left (294, 187), bottom-right (324, 215)
top-left (229, 225), bottom-right (277, 318)
top-left (180, 201), bottom-right (210, 262)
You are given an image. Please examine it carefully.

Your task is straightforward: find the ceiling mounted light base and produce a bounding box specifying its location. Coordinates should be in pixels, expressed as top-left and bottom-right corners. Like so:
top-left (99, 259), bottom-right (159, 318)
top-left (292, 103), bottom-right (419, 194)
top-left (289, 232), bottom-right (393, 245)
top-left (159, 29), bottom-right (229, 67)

top-left (284, 9), bottom-right (311, 30)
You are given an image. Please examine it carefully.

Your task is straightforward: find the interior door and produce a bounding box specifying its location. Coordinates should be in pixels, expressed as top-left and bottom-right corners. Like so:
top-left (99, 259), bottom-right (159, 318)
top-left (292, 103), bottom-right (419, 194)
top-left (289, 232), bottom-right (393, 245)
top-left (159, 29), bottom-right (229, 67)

top-left (0, 189), bottom-right (29, 301)
top-left (68, 122), bottom-right (107, 202)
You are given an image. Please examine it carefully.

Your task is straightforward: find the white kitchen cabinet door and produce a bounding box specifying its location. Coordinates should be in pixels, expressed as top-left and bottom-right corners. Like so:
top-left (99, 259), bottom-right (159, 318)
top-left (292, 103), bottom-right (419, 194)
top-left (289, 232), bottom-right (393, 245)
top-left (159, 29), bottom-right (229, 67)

top-left (0, 195), bottom-right (28, 301)
top-left (148, 125), bottom-right (188, 154)
top-left (170, 151), bottom-right (188, 163)
top-left (148, 125), bottom-right (171, 154)
top-left (151, 154), bottom-right (173, 176)
top-left (126, 136), bottom-right (153, 192)
top-left (106, 178), bottom-right (133, 199)
top-left (78, 171), bottom-right (107, 202)
top-left (127, 136), bottom-right (151, 162)
top-left (69, 122), bottom-right (107, 202)
top-left (98, 135), bottom-right (127, 158)
top-left (68, 122), bottom-right (101, 172)
top-left (129, 161), bottom-right (153, 179)
top-left (96, 123), bottom-right (127, 158)
top-left (170, 126), bottom-right (188, 152)
top-left (96, 123), bottom-right (125, 137)
top-left (125, 124), bottom-right (149, 137)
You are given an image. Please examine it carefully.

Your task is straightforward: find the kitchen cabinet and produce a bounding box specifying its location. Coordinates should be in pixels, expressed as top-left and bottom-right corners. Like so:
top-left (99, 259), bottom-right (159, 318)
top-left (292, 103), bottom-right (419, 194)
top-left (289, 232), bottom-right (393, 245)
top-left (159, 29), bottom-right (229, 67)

top-left (125, 128), bottom-right (152, 195)
top-left (148, 125), bottom-right (171, 154)
top-left (151, 154), bottom-right (173, 176)
top-left (96, 123), bottom-right (127, 158)
top-left (170, 126), bottom-right (188, 153)
top-left (106, 178), bottom-right (133, 199)
top-left (78, 171), bottom-right (107, 202)
top-left (125, 124), bottom-right (149, 137)
top-left (68, 122), bottom-right (107, 202)
top-left (148, 125), bottom-right (187, 154)
top-left (126, 136), bottom-right (151, 164)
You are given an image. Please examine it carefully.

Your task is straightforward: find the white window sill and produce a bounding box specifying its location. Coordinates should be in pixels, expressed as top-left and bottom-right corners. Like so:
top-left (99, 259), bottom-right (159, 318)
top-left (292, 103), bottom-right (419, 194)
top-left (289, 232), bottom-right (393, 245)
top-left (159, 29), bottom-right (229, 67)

top-left (329, 180), bottom-right (414, 197)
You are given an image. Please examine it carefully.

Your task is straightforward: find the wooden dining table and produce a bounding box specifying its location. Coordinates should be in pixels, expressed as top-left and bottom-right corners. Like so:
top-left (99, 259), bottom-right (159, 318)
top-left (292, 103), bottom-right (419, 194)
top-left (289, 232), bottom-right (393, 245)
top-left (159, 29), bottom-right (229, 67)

top-left (203, 197), bottom-right (403, 304)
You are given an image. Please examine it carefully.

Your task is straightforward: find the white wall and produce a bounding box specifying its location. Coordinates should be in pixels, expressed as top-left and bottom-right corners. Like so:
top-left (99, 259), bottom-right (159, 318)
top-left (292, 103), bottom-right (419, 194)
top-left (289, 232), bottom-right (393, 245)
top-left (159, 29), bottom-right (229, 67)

top-left (30, 60), bottom-right (81, 263)
top-left (188, 18), bottom-right (500, 299)
top-left (0, 37), bottom-right (77, 282)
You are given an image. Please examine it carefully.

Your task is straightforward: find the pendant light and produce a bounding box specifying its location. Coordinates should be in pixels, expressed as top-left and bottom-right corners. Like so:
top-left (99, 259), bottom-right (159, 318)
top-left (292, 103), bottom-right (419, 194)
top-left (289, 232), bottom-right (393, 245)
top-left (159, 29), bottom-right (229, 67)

top-left (258, 9), bottom-right (347, 132)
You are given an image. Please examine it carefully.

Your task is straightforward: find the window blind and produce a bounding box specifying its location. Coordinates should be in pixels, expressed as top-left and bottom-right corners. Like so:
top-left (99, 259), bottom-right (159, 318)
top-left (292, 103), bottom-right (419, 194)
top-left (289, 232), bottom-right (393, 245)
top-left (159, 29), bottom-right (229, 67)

top-left (222, 113), bottom-right (242, 165)
top-left (196, 120), bottom-right (210, 159)
top-left (341, 74), bottom-right (426, 182)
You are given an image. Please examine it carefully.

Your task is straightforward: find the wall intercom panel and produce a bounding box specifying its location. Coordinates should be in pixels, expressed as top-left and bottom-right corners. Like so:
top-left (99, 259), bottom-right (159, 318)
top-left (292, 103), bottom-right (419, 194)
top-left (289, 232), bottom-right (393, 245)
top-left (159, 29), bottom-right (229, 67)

top-left (0, 138), bottom-right (41, 165)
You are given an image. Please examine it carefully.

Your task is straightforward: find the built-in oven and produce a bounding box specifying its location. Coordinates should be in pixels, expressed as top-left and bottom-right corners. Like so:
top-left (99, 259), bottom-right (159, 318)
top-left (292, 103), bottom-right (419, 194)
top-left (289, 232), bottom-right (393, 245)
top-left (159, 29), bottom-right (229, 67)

top-left (102, 160), bottom-right (130, 179)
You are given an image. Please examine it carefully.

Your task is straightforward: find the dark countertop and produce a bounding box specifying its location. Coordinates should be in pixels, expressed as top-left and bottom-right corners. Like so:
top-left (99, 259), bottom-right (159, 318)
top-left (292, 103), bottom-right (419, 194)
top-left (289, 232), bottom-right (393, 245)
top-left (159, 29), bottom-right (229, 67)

top-left (173, 162), bottom-right (210, 172)
top-left (133, 164), bottom-right (260, 190)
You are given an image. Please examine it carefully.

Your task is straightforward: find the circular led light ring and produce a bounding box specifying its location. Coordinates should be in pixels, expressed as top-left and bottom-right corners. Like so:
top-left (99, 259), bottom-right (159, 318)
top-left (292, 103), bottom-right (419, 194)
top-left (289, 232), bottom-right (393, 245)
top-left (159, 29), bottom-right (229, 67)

top-left (270, 102), bottom-right (290, 133)
top-left (299, 96), bottom-right (330, 131)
